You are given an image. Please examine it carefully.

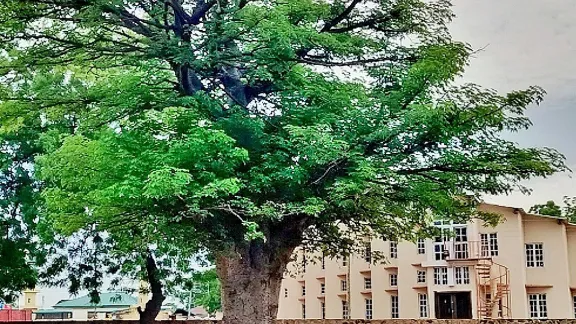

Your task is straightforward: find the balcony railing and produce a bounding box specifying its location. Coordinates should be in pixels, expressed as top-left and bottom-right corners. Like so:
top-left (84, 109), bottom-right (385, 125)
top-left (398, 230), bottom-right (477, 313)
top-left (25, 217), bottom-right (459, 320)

top-left (443, 241), bottom-right (491, 260)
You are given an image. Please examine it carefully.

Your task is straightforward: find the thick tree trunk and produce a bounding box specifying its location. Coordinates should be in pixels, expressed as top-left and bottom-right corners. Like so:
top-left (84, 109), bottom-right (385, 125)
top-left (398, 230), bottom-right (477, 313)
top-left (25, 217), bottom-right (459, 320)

top-left (216, 245), bottom-right (293, 324)
top-left (138, 252), bottom-right (165, 324)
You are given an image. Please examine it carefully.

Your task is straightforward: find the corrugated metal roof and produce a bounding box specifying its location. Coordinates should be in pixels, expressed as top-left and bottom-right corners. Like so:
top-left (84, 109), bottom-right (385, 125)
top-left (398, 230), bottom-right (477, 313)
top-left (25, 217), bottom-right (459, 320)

top-left (53, 292), bottom-right (137, 308)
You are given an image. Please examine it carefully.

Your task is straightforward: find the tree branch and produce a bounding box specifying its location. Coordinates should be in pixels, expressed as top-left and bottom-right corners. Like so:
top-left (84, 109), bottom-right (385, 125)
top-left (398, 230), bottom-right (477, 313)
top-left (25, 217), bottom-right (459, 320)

top-left (321, 0), bottom-right (362, 32)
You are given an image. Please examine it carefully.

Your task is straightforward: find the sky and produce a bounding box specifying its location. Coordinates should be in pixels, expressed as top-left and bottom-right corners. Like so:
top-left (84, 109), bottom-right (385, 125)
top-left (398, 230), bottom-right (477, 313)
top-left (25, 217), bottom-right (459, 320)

top-left (23, 0), bottom-right (576, 309)
top-left (449, 0), bottom-right (576, 209)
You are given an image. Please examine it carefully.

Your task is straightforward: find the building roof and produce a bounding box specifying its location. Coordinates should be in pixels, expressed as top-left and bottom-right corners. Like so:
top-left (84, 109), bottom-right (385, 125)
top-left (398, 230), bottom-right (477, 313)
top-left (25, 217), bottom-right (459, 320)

top-left (480, 202), bottom-right (569, 222)
top-left (53, 292), bottom-right (137, 309)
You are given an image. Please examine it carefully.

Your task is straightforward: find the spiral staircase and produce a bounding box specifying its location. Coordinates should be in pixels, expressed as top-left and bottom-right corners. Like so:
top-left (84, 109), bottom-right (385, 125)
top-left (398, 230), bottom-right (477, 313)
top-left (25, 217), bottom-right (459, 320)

top-left (446, 241), bottom-right (511, 319)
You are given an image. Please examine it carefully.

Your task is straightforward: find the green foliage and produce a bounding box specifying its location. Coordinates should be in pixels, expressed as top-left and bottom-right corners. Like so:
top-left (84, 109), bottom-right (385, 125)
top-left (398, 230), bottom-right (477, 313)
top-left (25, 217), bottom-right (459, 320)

top-left (172, 269), bottom-right (221, 314)
top-left (0, 0), bottom-right (568, 309)
top-left (530, 197), bottom-right (576, 223)
top-left (529, 200), bottom-right (562, 217)
top-left (0, 90), bottom-right (45, 302)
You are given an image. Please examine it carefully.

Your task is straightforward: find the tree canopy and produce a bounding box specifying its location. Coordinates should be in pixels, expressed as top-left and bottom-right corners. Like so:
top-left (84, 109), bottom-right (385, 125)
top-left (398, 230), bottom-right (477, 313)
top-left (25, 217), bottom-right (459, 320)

top-left (530, 197), bottom-right (576, 222)
top-left (0, 0), bottom-right (567, 322)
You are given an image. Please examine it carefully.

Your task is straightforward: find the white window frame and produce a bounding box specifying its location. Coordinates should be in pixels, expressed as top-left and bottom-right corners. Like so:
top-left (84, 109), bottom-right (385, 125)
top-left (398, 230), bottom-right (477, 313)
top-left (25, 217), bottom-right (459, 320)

top-left (389, 273), bottom-right (398, 287)
top-left (364, 242), bottom-right (372, 263)
top-left (528, 293), bottom-right (547, 319)
top-left (340, 279), bottom-right (348, 291)
top-left (364, 277), bottom-right (372, 290)
top-left (526, 243), bottom-right (544, 267)
top-left (419, 294), bottom-right (428, 318)
top-left (573, 295), bottom-right (576, 318)
top-left (391, 295), bottom-right (399, 318)
top-left (417, 238), bottom-right (425, 254)
top-left (342, 300), bottom-right (350, 319)
top-left (455, 266), bottom-right (470, 285)
top-left (481, 233), bottom-right (499, 257)
top-left (390, 241), bottom-right (398, 259)
top-left (417, 270), bottom-right (426, 283)
top-left (434, 267), bottom-right (448, 285)
top-left (365, 298), bottom-right (373, 320)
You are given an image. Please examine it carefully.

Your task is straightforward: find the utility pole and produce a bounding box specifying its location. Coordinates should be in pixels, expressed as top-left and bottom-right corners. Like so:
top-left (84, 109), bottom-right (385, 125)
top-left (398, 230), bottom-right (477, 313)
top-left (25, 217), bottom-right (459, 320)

top-left (186, 285), bottom-right (192, 320)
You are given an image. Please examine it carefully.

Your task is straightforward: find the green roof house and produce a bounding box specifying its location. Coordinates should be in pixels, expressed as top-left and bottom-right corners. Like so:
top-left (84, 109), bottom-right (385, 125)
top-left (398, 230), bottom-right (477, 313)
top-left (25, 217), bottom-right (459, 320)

top-left (53, 293), bottom-right (137, 309)
top-left (34, 293), bottom-right (138, 321)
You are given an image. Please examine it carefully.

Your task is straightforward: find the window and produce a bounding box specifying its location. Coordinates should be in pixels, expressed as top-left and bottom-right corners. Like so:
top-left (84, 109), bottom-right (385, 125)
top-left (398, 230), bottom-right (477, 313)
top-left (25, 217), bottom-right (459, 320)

top-left (105, 313), bottom-right (113, 319)
top-left (364, 277), bottom-right (372, 290)
top-left (365, 298), bottom-right (373, 319)
top-left (87, 312), bottom-right (98, 320)
top-left (320, 283), bottom-right (325, 295)
top-left (301, 303), bottom-right (306, 319)
top-left (417, 238), bottom-right (425, 254)
top-left (389, 274), bottom-right (398, 287)
top-left (573, 295), bottom-right (576, 317)
top-left (364, 242), bottom-right (372, 263)
top-left (391, 295), bottom-right (399, 318)
top-left (342, 255), bottom-right (348, 267)
top-left (320, 302), bottom-right (325, 319)
top-left (455, 266), bottom-right (470, 284)
top-left (302, 252), bottom-right (307, 273)
top-left (321, 253), bottom-right (325, 270)
top-left (528, 293), bottom-right (547, 319)
top-left (301, 284), bottom-right (306, 296)
top-left (481, 233), bottom-right (499, 257)
top-left (453, 226), bottom-right (469, 259)
top-left (526, 243), bottom-right (544, 267)
top-left (284, 288), bottom-right (288, 298)
top-left (417, 270), bottom-right (426, 283)
top-left (342, 300), bottom-right (350, 319)
top-left (340, 279), bottom-right (348, 291)
top-left (390, 241), bottom-right (398, 259)
top-left (434, 267), bottom-right (448, 285)
top-left (419, 294), bottom-right (428, 318)
top-left (434, 235), bottom-right (447, 261)
top-left (27, 298), bottom-right (31, 304)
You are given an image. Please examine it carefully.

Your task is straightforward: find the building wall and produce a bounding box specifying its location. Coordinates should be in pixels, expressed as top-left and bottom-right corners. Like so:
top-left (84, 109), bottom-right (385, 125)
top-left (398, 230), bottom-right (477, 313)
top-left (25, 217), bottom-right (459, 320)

top-left (279, 203), bottom-right (576, 320)
top-left (478, 204), bottom-right (528, 318)
top-left (522, 214), bottom-right (572, 318)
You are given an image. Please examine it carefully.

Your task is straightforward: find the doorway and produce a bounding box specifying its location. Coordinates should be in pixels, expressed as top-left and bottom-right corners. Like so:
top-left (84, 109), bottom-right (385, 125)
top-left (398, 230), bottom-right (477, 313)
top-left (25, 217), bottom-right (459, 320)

top-left (435, 292), bottom-right (472, 319)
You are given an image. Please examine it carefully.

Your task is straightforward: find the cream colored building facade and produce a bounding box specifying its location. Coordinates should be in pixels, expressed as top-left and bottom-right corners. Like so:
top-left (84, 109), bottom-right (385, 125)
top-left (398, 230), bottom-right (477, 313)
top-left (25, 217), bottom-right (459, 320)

top-left (278, 203), bottom-right (576, 320)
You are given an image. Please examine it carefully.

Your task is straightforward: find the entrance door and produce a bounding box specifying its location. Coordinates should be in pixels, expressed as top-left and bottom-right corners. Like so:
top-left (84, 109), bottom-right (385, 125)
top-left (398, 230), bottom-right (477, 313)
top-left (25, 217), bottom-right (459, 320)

top-left (436, 293), bottom-right (453, 319)
top-left (435, 292), bottom-right (472, 319)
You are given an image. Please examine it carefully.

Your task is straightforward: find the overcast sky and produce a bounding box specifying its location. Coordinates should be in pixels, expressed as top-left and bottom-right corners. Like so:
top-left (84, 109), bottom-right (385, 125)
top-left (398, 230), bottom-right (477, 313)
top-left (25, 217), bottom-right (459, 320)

top-left (450, 0), bottom-right (576, 209)
top-left (27, 0), bottom-right (576, 308)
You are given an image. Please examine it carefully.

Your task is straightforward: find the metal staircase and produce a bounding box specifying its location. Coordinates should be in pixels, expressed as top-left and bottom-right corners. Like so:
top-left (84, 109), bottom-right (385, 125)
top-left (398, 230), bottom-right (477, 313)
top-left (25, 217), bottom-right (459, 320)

top-left (476, 259), bottom-right (511, 319)
top-left (445, 241), bottom-right (511, 319)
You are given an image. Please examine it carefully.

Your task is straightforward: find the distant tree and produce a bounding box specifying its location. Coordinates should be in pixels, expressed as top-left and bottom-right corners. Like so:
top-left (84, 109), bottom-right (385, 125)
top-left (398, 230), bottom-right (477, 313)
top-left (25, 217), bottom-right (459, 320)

top-left (172, 269), bottom-right (221, 315)
top-left (529, 200), bottom-right (562, 217)
top-left (0, 0), bottom-right (568, 323)
top-left (0, 115), bottom-right (45, 303)
top-left (530, 197), bottom-right (576, 223)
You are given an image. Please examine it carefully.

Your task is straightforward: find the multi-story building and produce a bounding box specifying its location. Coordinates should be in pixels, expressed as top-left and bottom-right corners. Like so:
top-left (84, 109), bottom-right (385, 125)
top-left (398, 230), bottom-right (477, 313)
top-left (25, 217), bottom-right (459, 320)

top-left (278, 202), bottom-right (576, 320)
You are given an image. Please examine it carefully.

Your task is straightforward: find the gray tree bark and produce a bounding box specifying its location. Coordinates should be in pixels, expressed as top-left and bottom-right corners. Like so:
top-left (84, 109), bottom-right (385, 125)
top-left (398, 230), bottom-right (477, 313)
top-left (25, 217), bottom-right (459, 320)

top-left (216, 244), bottom-right (294, 324)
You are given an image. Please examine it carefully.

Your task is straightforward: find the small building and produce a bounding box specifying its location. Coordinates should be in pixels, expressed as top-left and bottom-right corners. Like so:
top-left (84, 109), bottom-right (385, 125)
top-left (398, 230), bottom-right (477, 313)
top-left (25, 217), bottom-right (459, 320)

top-left (34, 292), bottom-right (137, 321)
